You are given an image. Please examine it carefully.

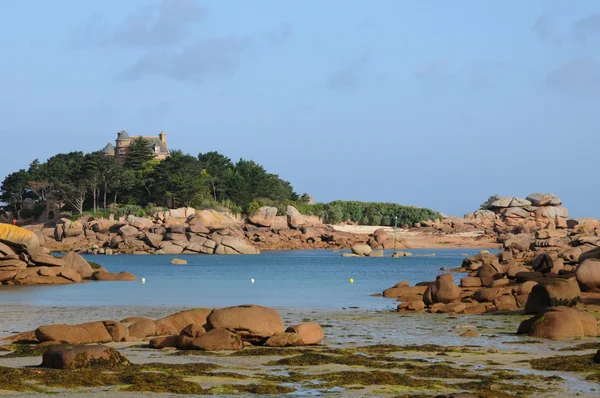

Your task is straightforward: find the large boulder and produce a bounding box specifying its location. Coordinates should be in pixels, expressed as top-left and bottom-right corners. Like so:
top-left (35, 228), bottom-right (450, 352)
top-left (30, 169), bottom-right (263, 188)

top-left (351, 244), bottom-right (372, 256)
top-left (503, 234), bottom-right (532, 252)
top-left (576, 259), bottom-right (600, 292)
top-left (206, 304), bottom-right (284, 344)
top-left (119, 225), bottom-right (140, 237)
top-left (77, 322), bottom-right (112, 343)
top-left (526, 193), bottom-right (562, 207)
top-left (249, 206), bottom-right (278, 228)
top-left (517, 307), bottom-right (598, 340)
top-left (265, 333), bottom-right (304, 347)
top-left (128, 319), bottom-right (157, 339)
top-left (155, 308), bottom-right (212, 335)
top-left (126, 215), bottom-right (154, 230)
top-left (30, 253), bottom-right (65, 267)
top-left (144, 232), bottom-right (163, 248)
top-left (382, 285), bottom-right (428, 300)
top-left (472, 287), bottom-right (511, 303)
top-left (103, 320), bottom-right (129, 342)
top-left (150, 335), bottom-right (178, 349)
top-left (285, 322), bottom-right (324, 345)
top-left (176, 324), bottom-right (206, 349)
top-left (579, 247), bottom-right (600, 264)
top-left (0, 242), bottom-right (16, 256)
top-left (488, 196), bottom-right (514, 208)
top-left (524, 278), bottom-right (581, 313)
top-left (0, 259), bottom-right (28, 269)
top-left (215, 236), bottom-right (259, 255)
top-left (0, 224), bottom-right (40, 253)
top-left (35, 324), bottom-right (93, 344)
top-left (41, 345), bottom-right (130, 369)
top-left (92, 271), bottom-right (137, 281)
top-left (423, 274), bottom-right (461, 305)
top-left (188, 328), bottom-right (243, 351)
top-left (286, 205), bottom-right (303, 229)
top-left (62, 251), bottom-right (94, 279)
top-left (90, 220), bottom-right (121, 233)
top-left (509, 197), bottom-right (532, 207)
top-left (190, 210), bottom-right (236, 231)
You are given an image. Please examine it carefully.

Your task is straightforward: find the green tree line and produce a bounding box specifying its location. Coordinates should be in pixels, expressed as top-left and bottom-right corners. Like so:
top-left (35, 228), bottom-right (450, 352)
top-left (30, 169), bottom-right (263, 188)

top-left (1, 137), bottom-right (297, 217)
top-left (1, 137), bottom-right (442, 226)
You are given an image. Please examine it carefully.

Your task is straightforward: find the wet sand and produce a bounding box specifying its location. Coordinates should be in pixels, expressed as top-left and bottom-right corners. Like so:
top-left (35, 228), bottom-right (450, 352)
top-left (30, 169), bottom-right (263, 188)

top-left (1, 304), bottom-right (599, 397)
top-left (331, 226), bottom-right (499, 249)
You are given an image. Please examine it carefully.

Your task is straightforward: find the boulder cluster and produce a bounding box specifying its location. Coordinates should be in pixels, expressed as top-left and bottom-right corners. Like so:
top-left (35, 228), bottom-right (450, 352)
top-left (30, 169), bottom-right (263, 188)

top-left (383, 196), bottom-right (600, 339)
top-left (467, 193), bottom-right (570, 231)
top-left (0, 224), bottom-right (135, 286)
top-left (9, 305), bottom-right (324, 357)
top-left (36, 205), bottom-right (366, 255)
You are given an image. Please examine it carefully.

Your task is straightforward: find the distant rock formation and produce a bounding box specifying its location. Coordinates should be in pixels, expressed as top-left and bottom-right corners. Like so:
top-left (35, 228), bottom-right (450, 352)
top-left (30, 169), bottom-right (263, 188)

top-left (35, 205), bottom-right (368, 255)
top-left (466, 193), bottom-right (569, 230)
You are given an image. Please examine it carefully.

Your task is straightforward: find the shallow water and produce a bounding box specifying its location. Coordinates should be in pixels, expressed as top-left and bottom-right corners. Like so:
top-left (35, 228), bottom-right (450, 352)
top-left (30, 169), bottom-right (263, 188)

top-left (0, 248), bottom-right (492, 309)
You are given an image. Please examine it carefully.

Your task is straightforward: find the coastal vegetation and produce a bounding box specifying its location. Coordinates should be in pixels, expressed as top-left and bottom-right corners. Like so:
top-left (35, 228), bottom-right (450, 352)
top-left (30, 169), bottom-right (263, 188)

top-left (1, 139), bottom-right (441, 225)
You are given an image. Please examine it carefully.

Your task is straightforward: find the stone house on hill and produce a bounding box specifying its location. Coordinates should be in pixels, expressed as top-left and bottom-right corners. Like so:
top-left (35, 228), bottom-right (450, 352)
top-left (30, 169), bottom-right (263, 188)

top-left (102, 130), bottom-right (169, 160)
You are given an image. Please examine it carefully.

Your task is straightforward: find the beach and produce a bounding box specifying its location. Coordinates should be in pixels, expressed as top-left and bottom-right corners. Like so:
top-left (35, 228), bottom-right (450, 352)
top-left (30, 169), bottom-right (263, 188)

top-left (1, 304), bottom-right (599, 397)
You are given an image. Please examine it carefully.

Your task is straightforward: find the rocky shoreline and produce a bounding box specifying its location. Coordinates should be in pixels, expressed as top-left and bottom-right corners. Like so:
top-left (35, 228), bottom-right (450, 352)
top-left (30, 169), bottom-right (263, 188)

top-left (1, 304), bottom-right (599, 397)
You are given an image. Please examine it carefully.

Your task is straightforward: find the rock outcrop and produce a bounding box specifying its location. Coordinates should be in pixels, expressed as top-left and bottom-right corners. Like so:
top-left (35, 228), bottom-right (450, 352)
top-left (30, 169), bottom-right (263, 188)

top-left (41, 345), bottom-right (130, 369)
top-left (12, 306), bottom-right (324, 353)
top-left (0, 225), bottom-right (131, 286)
top-left (35, 206), bottom-right (369, 255)
top-left (518, 307), bottom-right (599, 340)
top-left (206, 304), bottom-right (284, 344)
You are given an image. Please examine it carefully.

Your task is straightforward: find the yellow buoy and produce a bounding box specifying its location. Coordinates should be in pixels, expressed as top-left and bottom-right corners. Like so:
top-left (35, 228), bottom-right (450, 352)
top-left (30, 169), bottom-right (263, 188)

top-left (349, 278), bottom-right (354, 284)
top-left (251, 278), bottom-right (255, 284)
top-left (141, 278), bottom-right (146, 284)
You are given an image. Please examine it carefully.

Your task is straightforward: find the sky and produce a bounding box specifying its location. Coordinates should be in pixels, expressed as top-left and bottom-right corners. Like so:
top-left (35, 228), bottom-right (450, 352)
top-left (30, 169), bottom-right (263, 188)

top-left (1, 0), bottom-right (599, 218)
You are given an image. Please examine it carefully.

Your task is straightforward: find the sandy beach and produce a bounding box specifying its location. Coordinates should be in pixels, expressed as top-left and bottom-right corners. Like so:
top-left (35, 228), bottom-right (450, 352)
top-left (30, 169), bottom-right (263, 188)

top-left (331, 225), bottom-right (499, 249)
top-left (1, 303), bottom-right (599, 397)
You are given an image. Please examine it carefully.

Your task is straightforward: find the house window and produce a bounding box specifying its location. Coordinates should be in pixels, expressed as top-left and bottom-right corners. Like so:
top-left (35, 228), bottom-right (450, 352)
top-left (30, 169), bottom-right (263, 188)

top-left (153, 144), bottom-right (159, 153)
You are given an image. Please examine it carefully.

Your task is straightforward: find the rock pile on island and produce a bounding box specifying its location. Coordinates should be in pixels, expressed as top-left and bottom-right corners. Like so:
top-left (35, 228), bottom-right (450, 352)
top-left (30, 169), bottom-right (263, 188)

top-left (466, 193), bottom-right (569, 231)
top-left (0, 224), bottom-right (135, 286)
top-left (9, 305), bottom-right (324, 352)
top-left (35, 205), bottom-right (367, 255)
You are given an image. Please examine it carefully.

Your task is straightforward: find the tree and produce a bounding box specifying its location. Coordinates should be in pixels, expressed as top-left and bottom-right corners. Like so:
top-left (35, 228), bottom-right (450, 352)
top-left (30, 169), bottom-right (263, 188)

top-left (124, 137), bottom-right (155, 171)
top-left (156, 150), bottom-right (210, 207)
top-left (198, 151), bottom-right (233, 201)
top-left (1, 170), bottom-right (30, 210)
top-left (226, 159), bottom-right (296, 209)
top-left (84, 152), bottom-right (119, 212)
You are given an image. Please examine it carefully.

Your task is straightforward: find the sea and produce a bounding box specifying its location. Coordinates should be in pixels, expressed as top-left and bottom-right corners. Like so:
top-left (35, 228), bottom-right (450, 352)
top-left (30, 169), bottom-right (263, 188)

top-left (0, 248), bottom-right (493, 309)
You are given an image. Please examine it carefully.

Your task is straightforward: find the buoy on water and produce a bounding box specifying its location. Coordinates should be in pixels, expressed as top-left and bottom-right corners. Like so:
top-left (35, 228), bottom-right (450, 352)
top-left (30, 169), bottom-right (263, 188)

top-left (250, 278), bottom-right (255, 284)
top-left (349, 278), bottom-right (354, 284)
top-left (142, 277), bottom-right (146, 284)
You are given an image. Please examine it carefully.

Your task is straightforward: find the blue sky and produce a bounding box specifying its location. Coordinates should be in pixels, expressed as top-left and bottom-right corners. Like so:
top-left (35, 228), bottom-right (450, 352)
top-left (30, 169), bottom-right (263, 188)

top-left (1, 0), bottom-right (599, 217)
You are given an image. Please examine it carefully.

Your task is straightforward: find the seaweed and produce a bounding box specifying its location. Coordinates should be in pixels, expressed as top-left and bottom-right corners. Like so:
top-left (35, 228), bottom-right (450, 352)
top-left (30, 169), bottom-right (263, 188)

top-left (2, 343), bottom-right (60, 358)
top-left (529, 354), bottom-right (600, 372)
top-left (558, 342), bottom-right (600, 352)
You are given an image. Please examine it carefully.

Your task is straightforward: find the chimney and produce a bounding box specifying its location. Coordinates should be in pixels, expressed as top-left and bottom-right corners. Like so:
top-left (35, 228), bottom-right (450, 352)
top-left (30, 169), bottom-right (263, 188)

top-left (159, 131), bottom-right (166, 143)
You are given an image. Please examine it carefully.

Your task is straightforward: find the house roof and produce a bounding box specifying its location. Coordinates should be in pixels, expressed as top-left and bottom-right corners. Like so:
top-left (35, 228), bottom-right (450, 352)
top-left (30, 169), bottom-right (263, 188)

top-left (102, 142), bottom-right (115, 154)
top-left (137, 136), bottom-right (168, 153)
top-left (116, 130), bottom-right (131, 141)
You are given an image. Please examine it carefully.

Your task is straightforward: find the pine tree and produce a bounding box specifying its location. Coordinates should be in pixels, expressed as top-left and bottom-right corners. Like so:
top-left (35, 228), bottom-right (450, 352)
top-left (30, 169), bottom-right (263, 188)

top-left (124, 137), bottom-right (154, 170)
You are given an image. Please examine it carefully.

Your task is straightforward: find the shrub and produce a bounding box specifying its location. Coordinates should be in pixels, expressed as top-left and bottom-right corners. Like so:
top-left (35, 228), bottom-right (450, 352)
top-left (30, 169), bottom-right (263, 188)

top-left (113, 205), bottom-right (144, 217)
top-left (322, 201), bottom-right (441, 226)
top-left (59, 211), bottom-right (73, 219)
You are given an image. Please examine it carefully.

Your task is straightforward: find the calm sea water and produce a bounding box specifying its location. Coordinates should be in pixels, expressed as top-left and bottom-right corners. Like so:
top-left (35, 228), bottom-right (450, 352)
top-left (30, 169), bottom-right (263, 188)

top-left (0, 249), bottom-right (493, 309)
